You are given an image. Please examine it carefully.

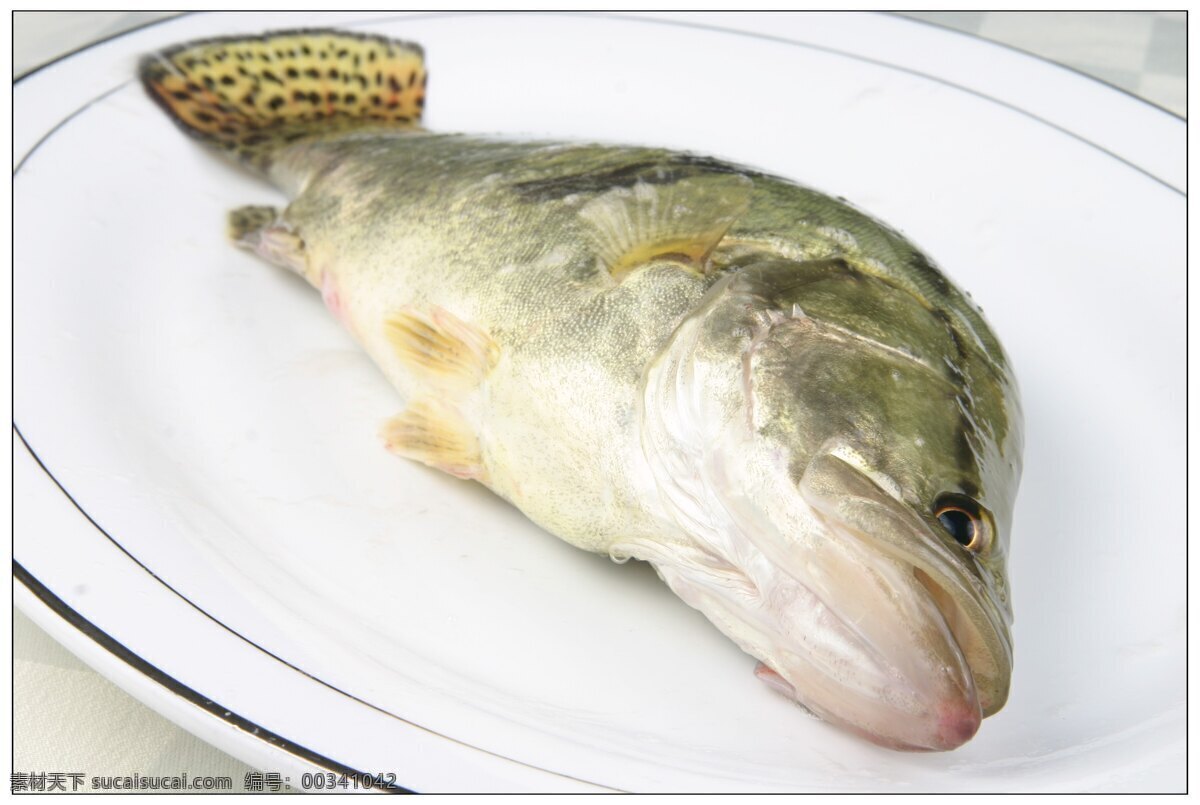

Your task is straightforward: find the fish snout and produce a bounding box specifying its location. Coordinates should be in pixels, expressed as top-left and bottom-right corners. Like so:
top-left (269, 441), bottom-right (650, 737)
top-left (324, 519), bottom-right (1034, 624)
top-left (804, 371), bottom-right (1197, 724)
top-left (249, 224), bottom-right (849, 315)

top-left (935, 699), bottom-right (982, 750)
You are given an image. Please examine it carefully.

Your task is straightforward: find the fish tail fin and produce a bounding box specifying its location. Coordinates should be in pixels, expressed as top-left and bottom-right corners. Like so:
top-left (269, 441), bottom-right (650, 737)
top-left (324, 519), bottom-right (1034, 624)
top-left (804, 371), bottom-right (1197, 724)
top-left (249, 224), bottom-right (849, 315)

top-left (139, 29), bottom-right (426, 172)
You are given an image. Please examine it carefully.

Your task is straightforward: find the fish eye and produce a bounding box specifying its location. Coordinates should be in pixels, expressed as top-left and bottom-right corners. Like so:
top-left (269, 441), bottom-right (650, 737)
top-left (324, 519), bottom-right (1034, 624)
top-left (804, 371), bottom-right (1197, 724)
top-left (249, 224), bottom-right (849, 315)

top-left (934, 494), bottom-right (989, 553)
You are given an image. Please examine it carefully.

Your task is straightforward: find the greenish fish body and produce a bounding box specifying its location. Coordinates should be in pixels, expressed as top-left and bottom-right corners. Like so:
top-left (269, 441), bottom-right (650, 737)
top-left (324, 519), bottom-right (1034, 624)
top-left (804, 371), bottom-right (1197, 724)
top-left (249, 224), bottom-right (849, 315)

top-left (143, 29), bottom-right (1022, 751)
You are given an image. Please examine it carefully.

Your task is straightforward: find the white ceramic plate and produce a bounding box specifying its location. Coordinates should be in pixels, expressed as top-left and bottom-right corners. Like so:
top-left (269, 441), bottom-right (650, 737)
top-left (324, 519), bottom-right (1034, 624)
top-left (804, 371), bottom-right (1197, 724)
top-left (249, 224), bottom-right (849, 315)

top-left (14, 11), bottom-right (1186, 792)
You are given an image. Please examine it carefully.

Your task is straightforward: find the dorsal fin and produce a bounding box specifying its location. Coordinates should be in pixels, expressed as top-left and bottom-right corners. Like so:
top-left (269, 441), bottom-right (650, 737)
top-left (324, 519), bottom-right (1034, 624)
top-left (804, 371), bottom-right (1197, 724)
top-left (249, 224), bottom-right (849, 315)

top-left (579, 173), bottom-right (753, 282)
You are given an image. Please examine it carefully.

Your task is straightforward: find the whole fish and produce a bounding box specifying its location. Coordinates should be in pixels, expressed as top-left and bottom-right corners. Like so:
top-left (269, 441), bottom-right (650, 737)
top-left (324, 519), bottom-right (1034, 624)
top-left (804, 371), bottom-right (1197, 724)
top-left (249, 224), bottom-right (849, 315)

top-left (141, 29), bottom-right (1022, 751)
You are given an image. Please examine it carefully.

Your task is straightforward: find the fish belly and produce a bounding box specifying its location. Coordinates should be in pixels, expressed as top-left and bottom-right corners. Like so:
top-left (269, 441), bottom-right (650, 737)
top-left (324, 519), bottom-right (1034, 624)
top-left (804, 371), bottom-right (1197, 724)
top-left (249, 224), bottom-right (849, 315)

top-left (277, 135), bottom-right (713, 553)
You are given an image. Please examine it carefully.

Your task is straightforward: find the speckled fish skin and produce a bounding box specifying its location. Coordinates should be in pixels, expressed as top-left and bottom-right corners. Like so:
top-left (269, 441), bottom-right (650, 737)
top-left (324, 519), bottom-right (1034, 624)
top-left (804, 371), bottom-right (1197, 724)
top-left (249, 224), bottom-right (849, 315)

top-left (142, 30), bottom-right (1022, 752)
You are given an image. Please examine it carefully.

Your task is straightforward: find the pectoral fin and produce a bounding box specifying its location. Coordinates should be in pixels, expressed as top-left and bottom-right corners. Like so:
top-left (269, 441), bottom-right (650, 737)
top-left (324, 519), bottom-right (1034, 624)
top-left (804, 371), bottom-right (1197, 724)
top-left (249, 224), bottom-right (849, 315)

top-left (380, 306), bottom-right (498, 482)
top-left (384, 306), bottom-right (498, 386)
top-left (580, 173), bottom-right (753, 282)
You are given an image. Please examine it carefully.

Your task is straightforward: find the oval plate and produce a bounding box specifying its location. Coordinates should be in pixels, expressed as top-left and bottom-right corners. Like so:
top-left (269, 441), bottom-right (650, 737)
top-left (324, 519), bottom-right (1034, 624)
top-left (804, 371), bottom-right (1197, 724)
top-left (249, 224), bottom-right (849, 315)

top-left (14, 11), bottom-right (1185, 792)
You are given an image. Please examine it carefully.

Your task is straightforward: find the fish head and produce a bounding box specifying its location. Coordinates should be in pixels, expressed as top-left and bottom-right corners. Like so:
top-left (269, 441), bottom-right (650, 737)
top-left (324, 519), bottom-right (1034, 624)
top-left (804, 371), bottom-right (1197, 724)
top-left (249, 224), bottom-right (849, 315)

top-left (630, 258), bottom-right (1022, 751)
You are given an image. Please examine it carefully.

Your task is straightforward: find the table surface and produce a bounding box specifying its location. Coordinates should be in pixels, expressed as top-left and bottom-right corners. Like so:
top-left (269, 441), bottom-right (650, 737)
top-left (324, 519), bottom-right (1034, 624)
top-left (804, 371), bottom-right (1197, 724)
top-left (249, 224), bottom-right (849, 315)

top-left (12, 10), bottom-right (1186, 794)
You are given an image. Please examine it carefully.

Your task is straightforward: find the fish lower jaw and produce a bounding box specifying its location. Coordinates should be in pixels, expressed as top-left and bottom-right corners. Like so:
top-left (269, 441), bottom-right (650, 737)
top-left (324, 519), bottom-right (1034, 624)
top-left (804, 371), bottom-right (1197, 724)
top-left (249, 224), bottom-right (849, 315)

top-left (636, 542), bottom-right (982, 751)
top-left (756, 639), bottom-right (983, 752)
top-left (808, 509), bottom-right (1011, 720)
top-left (751, 650), bottom-right (982, 752)
top-left (798, 453), bottom-right (1013, 719)
top-left (781, 570), bottom-right (985, 751)
top-left (817, 697), bottom-right (982, 753)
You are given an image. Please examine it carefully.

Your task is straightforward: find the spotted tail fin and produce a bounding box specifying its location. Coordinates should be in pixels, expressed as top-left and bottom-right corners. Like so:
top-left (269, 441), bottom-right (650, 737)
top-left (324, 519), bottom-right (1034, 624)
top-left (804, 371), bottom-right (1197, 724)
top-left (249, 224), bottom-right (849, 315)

top-left (139, 29), bottom-right (426, 172)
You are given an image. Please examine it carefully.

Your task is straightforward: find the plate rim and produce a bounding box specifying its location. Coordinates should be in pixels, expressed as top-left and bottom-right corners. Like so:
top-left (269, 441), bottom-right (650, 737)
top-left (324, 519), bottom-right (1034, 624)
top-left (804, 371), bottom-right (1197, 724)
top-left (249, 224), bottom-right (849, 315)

top-left (887, 11), bottom-right (1185, 124)
top-left (13, 558), bottom-right (415, 793)
top-left (14, 11), bottom-right (1186, 192)
top-left (17, 10), bottom-right (1187, 127)
top-left (13, 10), bottom-right (1186, 792)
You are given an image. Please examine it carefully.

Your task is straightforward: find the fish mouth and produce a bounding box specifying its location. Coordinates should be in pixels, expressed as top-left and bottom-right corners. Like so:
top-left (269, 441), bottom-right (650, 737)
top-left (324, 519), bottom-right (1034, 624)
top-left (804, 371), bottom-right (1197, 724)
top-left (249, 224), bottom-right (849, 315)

top-left (772, 451), bottom-right (1011, 750)
top-left (638, 444), bottom-right (1013, 751)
